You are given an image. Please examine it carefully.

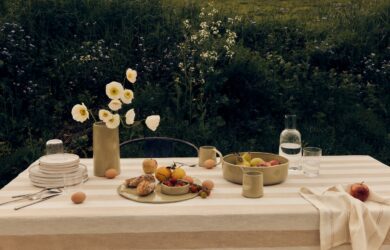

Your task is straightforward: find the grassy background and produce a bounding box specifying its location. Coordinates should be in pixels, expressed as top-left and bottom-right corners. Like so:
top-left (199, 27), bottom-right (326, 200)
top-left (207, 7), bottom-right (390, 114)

top-left (0, 0), bottom-right (389, 187)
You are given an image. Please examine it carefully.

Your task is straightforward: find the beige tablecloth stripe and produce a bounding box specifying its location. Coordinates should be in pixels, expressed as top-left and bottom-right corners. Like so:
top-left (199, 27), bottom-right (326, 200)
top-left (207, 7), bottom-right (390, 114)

top-left (0, 155), bottom-right (389, 250)
top-left (0, 230), bottom-right (321, 250)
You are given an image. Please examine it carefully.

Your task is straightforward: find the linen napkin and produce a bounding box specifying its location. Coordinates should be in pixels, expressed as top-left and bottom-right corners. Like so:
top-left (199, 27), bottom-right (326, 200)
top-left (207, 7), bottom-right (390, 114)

top-left (300, 185), bottom-right (390, 250)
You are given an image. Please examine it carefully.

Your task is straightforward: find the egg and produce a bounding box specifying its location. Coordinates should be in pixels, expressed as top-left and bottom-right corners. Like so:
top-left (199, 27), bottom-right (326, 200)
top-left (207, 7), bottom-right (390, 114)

top-left (203, 159), bottom-right (216, 169)
top-left (71, 191), bottom-right (86, 204)
top-left (202, 180), bottom-right (214, 191)
top-left (105, 168), bottom-right (118, 179)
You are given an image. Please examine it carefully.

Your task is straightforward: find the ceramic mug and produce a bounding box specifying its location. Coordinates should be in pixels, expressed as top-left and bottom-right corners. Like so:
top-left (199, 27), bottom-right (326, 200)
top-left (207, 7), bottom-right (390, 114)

top-left (198, 146), bottom-right (223, 168)
top-left (242, 171), bottom-right (264, 198)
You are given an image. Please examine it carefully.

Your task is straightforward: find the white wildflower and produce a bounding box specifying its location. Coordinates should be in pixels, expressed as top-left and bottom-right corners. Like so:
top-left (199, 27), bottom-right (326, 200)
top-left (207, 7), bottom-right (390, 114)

top-left (108, 99), bottom-right (122, 111)
top-left (71, 103), bottom-right (89, 123)
top-left (98, 109), bottom-right (113, 122)
top-left (105, 81), bottom-right (124, 100)
top-left (121, 89), bottom-right (134, 104)
top-left (125, 109), bottom-right (136, 125)
top-left (126, 68), bottom-right (137, 83)
top-left (145, 115), bottom-right (160, 131)
top-left (105, 114), bottom-right (120, 129)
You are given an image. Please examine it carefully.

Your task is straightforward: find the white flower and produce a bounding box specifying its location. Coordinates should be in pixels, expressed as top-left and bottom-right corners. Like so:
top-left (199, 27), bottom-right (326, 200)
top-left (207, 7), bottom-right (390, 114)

top-left (105, 114), bottom-right (120, 129)
top-left (98, 109), bottom-right (113, 122)
top-left (125, 109), bottom-right (136, 125)
top-left (108, 99), bottom-right (122, 111)
top-left (121, 89), bottom-right (134, 104)
top-left (126, 68), bottom-right (137, 83)
top-left (71, 103), bottom-right (89, 123)
top-left (145, 115), bottom-right (160, 131)
top-left (105, 81), bottom-right (124, 100)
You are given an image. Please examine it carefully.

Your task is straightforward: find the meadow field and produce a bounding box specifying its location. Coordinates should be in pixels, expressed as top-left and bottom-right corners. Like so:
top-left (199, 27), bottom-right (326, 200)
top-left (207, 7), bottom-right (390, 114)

top-left (0, 0), bottom-right (389, 187)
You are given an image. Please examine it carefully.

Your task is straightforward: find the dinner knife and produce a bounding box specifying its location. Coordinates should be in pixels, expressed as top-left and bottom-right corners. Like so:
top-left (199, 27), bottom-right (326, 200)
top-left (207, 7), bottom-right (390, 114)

top-left (14, 193), bottom-right (61, 210)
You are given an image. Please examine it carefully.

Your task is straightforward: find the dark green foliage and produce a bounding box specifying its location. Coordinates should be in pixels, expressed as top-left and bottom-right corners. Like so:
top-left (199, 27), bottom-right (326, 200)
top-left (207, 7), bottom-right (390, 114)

top-left (1, 0), bottom-right (390, 187)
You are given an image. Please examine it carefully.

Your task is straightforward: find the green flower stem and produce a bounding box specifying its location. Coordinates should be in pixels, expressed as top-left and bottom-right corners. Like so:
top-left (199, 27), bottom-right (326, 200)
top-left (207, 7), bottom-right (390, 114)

top-left (88, 109), bottom-right (97, 122)
top-left (120, 117), bottom-right (145, 129)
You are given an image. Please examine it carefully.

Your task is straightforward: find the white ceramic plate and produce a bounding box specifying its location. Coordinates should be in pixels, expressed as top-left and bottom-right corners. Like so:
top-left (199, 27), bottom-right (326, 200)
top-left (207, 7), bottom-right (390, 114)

top-left (39, 164), bottom-right (80, 174)
top-left (30, 176), bottom-right (88, 188)
top-left (39, 153), bottom-right (80, 168)
top-left (29, 164), bottom-right (87, 178)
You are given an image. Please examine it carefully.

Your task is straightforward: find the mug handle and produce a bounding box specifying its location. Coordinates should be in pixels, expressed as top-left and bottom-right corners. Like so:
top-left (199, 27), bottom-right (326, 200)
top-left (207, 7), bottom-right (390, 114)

top-left (213, 148), bottom-right (223, 166)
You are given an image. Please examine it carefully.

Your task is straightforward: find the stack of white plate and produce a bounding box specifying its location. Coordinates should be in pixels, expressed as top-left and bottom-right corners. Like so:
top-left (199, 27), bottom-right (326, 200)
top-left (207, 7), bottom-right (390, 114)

top-left (29, 153), bottom-right (88, 188)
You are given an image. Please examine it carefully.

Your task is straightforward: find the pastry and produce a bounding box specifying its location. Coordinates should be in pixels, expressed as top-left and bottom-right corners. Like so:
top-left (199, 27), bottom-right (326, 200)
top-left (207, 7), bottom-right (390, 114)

top-left (136, 180), bottom-right (156, 196)
top-left (125, 174), bottom-right (155, 188)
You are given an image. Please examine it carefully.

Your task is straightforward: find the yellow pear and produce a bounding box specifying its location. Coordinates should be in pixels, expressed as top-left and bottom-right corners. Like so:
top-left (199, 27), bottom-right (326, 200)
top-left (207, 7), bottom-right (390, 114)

top-left (240, 160), bottom-right (251, 167)
top-left (241, 152), bottom-right (252, 162)
top-left (250, 157), bottom-right (265, 167)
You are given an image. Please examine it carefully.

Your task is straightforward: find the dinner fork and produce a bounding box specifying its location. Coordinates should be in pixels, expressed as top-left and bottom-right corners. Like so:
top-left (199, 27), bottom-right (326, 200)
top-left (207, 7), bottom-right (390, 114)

top-left (12, 187), bottom-right (62, 198)
top-left (0, 189), bottom-right (62, 206)
top-left (14, 193), bottom-right (61, 210)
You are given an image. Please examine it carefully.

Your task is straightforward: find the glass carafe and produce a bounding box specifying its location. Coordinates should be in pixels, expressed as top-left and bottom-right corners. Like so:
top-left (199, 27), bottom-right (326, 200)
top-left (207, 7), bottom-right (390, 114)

top-left (279, 115), bottom-right (302, 172)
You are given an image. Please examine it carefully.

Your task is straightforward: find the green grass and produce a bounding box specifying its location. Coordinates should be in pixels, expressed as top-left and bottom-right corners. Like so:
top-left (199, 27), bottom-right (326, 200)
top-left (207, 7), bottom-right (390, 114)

top-left (164, 0), bottom-right (389, 29)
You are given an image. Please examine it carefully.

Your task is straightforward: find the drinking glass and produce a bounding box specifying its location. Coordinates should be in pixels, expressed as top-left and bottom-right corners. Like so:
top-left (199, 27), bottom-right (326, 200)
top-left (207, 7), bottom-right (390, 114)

top-left (46, 139), bottom-right (64, 155)
top-left (302, 147), bottom-right (322, 177)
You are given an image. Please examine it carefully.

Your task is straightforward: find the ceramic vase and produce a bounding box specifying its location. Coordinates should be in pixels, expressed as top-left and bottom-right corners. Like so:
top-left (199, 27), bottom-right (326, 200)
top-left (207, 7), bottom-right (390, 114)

top-left (93, 122), bottom-right (120, 177)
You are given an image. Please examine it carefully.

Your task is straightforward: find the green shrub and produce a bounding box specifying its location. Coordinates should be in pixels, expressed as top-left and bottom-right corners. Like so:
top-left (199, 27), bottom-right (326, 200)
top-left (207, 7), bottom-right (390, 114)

top-left (0, 0), bottom-right (389, 188)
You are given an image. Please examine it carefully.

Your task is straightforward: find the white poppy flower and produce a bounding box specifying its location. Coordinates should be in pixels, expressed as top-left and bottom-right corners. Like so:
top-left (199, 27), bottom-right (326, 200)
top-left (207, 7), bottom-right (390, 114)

top-left (105, 81), bottom-right (124, 100)
top-left (98, 109), bottom-right (113, 122)
top-left (71, 103), bottom-right (89, 123)
top-left (105, 114), bottom-right (120, 129)
top-left (126, 68), bottom-right (137, 83)
top-left (145, 115), bottom-right (160, 131)
top-left (121, 89), bottom-right (134, 104)
top-left (125, 109), bottom-right (136, 125)
top-left (108, 99), bottom-right (122, 111)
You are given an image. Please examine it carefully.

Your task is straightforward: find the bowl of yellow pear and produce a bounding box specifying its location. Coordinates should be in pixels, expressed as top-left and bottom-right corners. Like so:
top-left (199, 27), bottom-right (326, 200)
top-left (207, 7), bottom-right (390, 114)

top-left (222, 152), bottom-right (289, 185)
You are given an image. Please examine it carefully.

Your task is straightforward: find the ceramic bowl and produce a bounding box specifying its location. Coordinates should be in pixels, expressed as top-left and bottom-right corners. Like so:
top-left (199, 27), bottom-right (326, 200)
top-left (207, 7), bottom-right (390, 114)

top-left (222, 152), bottom-right (289, 186)
top-left (160, 182), bottom-right (190, 195)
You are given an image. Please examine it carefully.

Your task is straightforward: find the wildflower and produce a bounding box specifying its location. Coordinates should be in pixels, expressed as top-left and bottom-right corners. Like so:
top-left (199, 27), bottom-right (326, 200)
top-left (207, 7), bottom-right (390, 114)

top-left (106, 114), bottom-right (120, 129)
top-left (108, 99), bottom-right (122, 111)
top-left (106, 81), bottom-right (124, 100)
top-left (121, 89), bottom-right (134, 104)
top-left (145, 115), bottom-right (160, 131)
top-left (99, 109), bottom-right (113, 122)
top-left (125, 109), bottom-right (136, 125)
top-left (71, 103), bottom-right (89, 123)
top-left (126, 68), bottom-right (137, 83)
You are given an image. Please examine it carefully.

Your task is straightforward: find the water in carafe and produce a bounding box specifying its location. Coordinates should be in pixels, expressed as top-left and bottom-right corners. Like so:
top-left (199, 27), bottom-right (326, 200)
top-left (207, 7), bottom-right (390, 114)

top-left (279, 115), bottom-right (302, 172)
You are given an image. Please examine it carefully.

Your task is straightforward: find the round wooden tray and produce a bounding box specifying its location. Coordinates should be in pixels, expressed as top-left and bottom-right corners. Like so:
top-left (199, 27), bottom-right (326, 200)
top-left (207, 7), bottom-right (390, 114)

top-left (117, 178), bottom-right (200, 204)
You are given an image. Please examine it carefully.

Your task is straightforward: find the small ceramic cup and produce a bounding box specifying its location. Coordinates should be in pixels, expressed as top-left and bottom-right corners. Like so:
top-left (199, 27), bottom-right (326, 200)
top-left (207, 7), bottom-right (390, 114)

top-left (242, 171), bottom-right (264, 198)
top-left (198, 146), bottom-right (223, 168)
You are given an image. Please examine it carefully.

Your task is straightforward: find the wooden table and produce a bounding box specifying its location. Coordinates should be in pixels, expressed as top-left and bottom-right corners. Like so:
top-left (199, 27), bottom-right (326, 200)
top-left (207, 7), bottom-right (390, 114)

top-left (1, 156), bottom-right (390, 250)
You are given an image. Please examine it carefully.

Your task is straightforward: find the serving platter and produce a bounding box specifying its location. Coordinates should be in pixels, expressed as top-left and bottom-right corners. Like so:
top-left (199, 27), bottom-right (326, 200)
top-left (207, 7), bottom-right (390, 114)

top-left (117, 178), bottom-right (201, 204)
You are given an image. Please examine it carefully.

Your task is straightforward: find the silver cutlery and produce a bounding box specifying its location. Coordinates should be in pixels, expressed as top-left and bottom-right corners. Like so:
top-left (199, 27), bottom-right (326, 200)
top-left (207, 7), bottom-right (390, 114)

top-left (14, 193), bottom-right (61, 210)
top-left (12, 187), bottom-right (62, 198)
top-left (173, 161), bottom-right (197, 167)
top-left (0, 188), bottom-right (62, 206)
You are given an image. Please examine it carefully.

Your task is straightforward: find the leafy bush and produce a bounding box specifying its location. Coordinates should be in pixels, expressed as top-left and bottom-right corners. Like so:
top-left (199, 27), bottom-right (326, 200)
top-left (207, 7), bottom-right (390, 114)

top-left (0, 0), bottom-right (389, 188)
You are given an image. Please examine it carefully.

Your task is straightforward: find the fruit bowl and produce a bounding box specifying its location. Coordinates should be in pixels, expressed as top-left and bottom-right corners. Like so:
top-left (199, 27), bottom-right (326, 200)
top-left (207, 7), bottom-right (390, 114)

top-left (222, 152), bottom-right (289, 185)
top-left (160, 180), bottom-right (190, 195)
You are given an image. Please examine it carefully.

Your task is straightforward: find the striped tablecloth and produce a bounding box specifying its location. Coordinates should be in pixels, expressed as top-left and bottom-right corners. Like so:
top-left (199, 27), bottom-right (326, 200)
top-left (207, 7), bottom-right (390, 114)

top-left (1, 156), bottom-right (390, 250)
